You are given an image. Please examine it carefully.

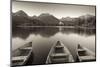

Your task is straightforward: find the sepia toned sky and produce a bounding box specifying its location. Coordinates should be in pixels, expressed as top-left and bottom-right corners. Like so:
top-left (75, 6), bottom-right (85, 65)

top-left (12, 1), bottom-right (96, 18)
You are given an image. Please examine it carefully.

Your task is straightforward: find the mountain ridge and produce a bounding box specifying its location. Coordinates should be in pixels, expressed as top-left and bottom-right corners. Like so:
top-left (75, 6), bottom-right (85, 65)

top-left (12, 10), bottom-right (96, 28)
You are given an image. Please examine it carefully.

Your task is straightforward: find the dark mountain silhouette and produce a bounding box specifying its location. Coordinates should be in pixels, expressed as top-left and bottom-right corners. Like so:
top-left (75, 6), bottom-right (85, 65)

top-left (12, 10), bottom-right (45, 28)
top-left (12, 10), bottom-right (30, 28)
top-left (12, 10), bottom-right (96, 28)
top-left (12, 11), bottom-right (60, 27)
top-left (38, 13), bottom-right (59, 26)
top-left (13, 10), bottom-right (28, 17)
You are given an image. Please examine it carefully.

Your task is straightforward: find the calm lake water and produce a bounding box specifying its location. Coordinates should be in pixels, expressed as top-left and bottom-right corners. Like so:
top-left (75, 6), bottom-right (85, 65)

top-left (12, 26), bottom-right (96, 65)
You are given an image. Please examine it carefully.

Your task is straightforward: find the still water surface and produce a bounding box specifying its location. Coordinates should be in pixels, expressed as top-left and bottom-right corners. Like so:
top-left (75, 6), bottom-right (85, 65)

top-left (12, 26), bottom-right (96, 64)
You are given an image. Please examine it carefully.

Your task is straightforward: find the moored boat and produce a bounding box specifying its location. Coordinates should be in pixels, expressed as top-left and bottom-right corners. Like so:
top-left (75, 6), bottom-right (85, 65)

top-left (77, 44), bottom-right (96, 62)
top-left (46, 41), bottom-right (74, 64)
top-left (12, 42), bottom-right (33, 66)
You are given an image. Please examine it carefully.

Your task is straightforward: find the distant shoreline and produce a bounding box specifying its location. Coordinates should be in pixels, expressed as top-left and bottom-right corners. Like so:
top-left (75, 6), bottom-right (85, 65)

top-left (16, 26), bottom-right (96, 29)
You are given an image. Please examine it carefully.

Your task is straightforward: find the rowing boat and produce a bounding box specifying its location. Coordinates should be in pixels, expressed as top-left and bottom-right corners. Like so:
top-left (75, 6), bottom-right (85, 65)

top-left (12, 42), bottom-right (33, 66)
top-left (46, 41), bottom-right (74, 64)
top-left (77, 44), bottom-right (96, 62)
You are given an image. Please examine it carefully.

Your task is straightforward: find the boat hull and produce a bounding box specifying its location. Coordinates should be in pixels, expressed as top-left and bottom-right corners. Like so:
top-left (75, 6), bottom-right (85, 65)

top-left (46, 41), bottom-right (74, 64)
top-left (76, 44), bottom-right (96, 62)
top-left (12, 42), bottom-right (34, 66)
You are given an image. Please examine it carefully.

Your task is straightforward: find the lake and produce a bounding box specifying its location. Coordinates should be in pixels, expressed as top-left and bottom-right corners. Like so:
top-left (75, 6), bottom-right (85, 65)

top-left (12, 26), bottom-right (96, 65)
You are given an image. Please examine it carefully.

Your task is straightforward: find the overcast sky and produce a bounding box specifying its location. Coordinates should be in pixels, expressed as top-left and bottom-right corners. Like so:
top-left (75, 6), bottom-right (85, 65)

top-left (12, 1), bottom-right (96, 18)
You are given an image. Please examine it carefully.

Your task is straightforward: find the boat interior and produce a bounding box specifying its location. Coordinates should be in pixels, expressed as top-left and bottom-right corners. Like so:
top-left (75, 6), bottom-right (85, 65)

top-left (77, 44), bottom-right (95, 61)
top-left (78, 44), bottom-right (88, 56)
top-left (12, 42), bottom-right (32, 65)
top-left (49, 41), bottom-right (69, 63)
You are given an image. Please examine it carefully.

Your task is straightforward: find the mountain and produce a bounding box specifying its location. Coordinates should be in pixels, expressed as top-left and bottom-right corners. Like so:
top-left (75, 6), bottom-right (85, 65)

top-left (12, 10), bottom-right (96, 28)
top-left (12, 10), bottom-right (30, 28)
top-left (13, 10), bottom-right (28, 17)
top-left (61, 17), bottom-right (73, 21)
top-left (12, 11), bottom-right (60, 27)
top-left (38, 13), bottom-right (60, 26)
top-left (60, 17), bottom-right (76, 26)
top-left (60, 14), bottom-right (96, 28)
top-left (12, 10), bottom-right (45, 28)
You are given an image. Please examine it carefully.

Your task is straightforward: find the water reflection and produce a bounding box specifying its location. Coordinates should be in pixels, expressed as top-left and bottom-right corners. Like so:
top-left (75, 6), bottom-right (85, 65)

top-left (12, 27), bottom-right (95, 39)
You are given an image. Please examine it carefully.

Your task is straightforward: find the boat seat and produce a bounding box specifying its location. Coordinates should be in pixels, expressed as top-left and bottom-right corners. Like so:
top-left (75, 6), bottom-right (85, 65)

top-left (12, 56), bottom-right (27, 65)
top-left (80, 56), bottom-right (96, 61)
top-left (12, 56), bottom-right (27, 61)
top-left (50, 53), bottom-right (68, 59)
top-left (55, 46), bottom-right (64, 49)
top-left (12, 60), bottom-right (23, 65)
top-left (78, 49), bottom-right (86, 56)
top-left (51, 58), bottom-right (68, 63)
top-left (50, 53), bottom-right (69, 63)
top-left (78, 49), bottom-right (86, 52)
top-left (54, 46), bottom-right (64, 53)
top-left (20, 47), bottom-right (32, 50)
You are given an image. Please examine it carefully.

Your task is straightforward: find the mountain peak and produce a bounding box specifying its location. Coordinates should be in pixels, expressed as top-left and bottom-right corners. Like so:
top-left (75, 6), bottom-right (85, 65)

top-left (38, 13), bottom-right (52, 17)
top-left (14, 10), bottom-right (28, 17)
top-left (38, 13), bottom-right (59, 25)
top-left (61, 17), bottom-right (73, 21)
